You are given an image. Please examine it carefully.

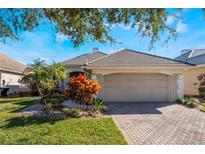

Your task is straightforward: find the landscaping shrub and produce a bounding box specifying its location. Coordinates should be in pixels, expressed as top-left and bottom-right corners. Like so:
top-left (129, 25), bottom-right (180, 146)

top-left (68, 109), bottom-right (82, 118)
top-left (61, 107), bottom-right (70, 114)
top-left (185, 101), bottom-right (195, 108)
top-left (200, 106), bottom-right (205, 112)
top-left (182, 98), bottom-right (187, 105)
top-left (65, 74), bottom-right (101, 109)
top-left (189, 97), bottom-right (200, 104)
top-left (30, 90), bottom-right (39, 96)
top-left (178, 97), bottom-right (199, 108)
top-left (176, 99), bottom-right (183, 104)
top-left (42, 102), bottom-right (53, 111)
top-left (41, 94), bottom-right (66, 111)
top-left (93, 97), bottom-right (103, 111)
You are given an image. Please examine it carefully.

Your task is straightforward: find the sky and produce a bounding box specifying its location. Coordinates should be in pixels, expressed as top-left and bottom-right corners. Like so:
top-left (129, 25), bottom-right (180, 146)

top-left (0, 8), bottom-right (205, 65)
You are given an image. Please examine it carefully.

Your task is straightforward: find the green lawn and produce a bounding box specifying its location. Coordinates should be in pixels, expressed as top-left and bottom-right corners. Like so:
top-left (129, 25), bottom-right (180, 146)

top-left (0, 97), bottom-right (127, 144)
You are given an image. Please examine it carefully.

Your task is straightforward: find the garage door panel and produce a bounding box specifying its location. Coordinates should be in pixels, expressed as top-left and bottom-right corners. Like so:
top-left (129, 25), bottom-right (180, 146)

top-left (105, 81), bottom-right (167, 88)
top-left (104, 88), bottom-right (168, 102)
top-left (104, 73), bottom-right (168, 102)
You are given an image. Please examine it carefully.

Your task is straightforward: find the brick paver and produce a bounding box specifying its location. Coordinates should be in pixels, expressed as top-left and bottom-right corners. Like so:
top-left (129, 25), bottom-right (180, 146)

top-left (107, 102), bottom-right (205, 145)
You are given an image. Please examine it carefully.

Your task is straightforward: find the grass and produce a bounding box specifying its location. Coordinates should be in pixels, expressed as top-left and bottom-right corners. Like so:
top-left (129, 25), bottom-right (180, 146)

top-left (0, 97), bottom-right (127, 144)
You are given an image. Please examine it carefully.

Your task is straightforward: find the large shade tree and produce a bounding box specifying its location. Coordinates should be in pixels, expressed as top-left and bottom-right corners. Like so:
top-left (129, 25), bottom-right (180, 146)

top-left (1, 8), bottom-right (202, 49)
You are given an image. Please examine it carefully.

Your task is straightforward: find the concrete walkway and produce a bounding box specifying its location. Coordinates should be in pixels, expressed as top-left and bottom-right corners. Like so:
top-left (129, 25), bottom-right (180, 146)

top-left (107, 102), bottom-right (205, 145)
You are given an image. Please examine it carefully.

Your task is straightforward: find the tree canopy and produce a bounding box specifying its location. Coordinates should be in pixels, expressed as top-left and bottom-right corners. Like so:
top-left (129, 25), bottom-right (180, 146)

top-left (0, 8), bottom-right (202, 49)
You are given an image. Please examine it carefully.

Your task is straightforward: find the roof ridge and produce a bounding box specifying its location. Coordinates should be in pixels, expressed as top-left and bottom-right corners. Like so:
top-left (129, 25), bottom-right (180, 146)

top-left (188, 49), bottom-right (195, 58)
top-left (60, 53), bottom-right (89, 64)
top-left (87, 48), bottom-right (124, 65)
top-left (175, 50), bottom-right (191, 59)
top-left (192, 48), bottom-right (205, 51)
top-left (124, 49), bottom-right (194, 66)
top-left (88, 48), bottom-right (194, 66)
top-left (186, 52), bottom-right (205, 60)
top-left (95, 51), bottom-right (108, 55)
top-left (60, 51), bottom-right (107, 64)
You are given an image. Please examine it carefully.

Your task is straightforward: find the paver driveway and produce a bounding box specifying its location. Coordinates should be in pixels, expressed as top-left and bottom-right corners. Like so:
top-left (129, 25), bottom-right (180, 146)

top-left (106, 102), bottom-right (205, 145)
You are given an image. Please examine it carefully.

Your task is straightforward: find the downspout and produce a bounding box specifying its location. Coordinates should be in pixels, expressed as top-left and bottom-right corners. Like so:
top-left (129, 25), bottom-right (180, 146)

top-left (0, 71), bottom-right (1, 86)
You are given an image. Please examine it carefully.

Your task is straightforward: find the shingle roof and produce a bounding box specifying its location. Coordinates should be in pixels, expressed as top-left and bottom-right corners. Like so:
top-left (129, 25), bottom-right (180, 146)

top-left (175, 49), bottom-right (205, 65)
top-left (88, 49), bottom-right (193, 67)
top-left (60, 51), bottom-right (107, 66)
top-left (184, 54), bottom-right (205, 65)
top-left (175, 51), bottom-right (191, 61)
top-left (0, 52), bottom-right (26, 73)
top-left (190, 49), bottom-right (205, 57)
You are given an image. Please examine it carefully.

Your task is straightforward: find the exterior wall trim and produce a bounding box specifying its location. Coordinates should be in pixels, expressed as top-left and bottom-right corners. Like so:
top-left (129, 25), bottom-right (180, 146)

top-left (177, 74), bottom-right (184, 100)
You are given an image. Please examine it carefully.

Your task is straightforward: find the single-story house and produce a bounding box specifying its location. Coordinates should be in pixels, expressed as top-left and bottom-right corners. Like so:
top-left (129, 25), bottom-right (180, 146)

top-left (61, 48), bottom-right (193, 103)
top-left (175, 49), bottom-right (205, 96)
top-left (0, 52), bottom-right (30, 95)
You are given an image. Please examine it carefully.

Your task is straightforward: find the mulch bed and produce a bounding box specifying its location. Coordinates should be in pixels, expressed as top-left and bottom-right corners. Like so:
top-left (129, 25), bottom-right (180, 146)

top-left (19, 101), bottom-right (110, 119)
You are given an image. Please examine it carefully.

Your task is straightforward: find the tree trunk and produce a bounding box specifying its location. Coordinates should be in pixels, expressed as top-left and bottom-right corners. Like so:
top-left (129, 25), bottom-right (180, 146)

top-left (36, 83), bottom-right (43, 97)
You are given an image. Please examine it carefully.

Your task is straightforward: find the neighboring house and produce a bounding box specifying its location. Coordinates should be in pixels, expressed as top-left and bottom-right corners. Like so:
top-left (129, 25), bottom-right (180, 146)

top-left (0, 52), bottom-right (30, 95)
top-left (175, 49), bottom-right (205, 96)
top-left (61, 48), bottom-right (192, 102)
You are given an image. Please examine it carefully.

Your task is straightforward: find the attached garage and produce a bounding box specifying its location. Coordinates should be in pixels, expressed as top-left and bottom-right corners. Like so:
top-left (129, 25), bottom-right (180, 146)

top-left (103, 73), bottom-right (168, 102)
top-left (87, 49), bottom-right (193, 103)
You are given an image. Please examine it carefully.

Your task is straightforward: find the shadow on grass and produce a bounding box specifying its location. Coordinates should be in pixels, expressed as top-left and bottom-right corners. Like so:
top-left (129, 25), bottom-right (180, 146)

top-left (0, 97), bottom-right (30, 102)
top-left (0, 97), bottom-right (64, 129)
top-left (12, 99), bottom-right (40, 113)
top-left (1, 115), bottom-right (64, 129)
top-left (0, 97), bottom-right (40, 113)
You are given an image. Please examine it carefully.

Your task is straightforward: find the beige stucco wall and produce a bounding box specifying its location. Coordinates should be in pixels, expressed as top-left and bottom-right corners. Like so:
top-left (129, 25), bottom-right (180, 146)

top-left (0, 72), bottom-right (23, 86)
top-left (184, 66), bottom-right (205, 96)
top-left (0, 71), bottom-right (31, 95)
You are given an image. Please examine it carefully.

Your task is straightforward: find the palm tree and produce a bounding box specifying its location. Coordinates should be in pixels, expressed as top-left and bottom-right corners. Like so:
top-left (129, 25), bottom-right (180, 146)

top-left (51, 61), bottom-right (66, 82)
top-left (21, 58), bottom-right (48, 96)
top-left (21, 59), bottom-right (66, 97)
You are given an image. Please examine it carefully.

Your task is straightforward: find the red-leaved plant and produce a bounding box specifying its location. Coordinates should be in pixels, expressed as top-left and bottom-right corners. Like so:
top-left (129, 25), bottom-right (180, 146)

top-left (196, 74), bottom-right (205, 97)
top-left (197, 74), bottom-right (205, 87)
top-left (64, 74), bottom-right (101, 109)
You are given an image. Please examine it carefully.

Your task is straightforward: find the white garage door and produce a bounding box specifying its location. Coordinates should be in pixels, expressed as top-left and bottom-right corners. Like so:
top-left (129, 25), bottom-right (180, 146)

top-left (104, 73), bottom-right (168, 102)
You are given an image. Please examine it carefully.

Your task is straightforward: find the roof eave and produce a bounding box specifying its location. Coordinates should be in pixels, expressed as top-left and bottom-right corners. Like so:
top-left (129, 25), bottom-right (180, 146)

top-left (0, 67), bottom-right (25, 75)
top-left (86, 65), bottom-right (193, 70)
top-left (194, 64), bottom-right (205, 68)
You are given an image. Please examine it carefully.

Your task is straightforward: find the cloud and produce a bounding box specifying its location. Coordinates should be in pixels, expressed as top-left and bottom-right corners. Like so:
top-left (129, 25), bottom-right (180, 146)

top-left (56, 33), bottom-right (68, 42)
top-left (176, 21), bottom-right (188, 33)
top-left (118, 24), bottom-right (131, 30)
top-left (109, 23), bottom-right (131, 30)
top-left (166, 15), bottom-right (176, 25)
